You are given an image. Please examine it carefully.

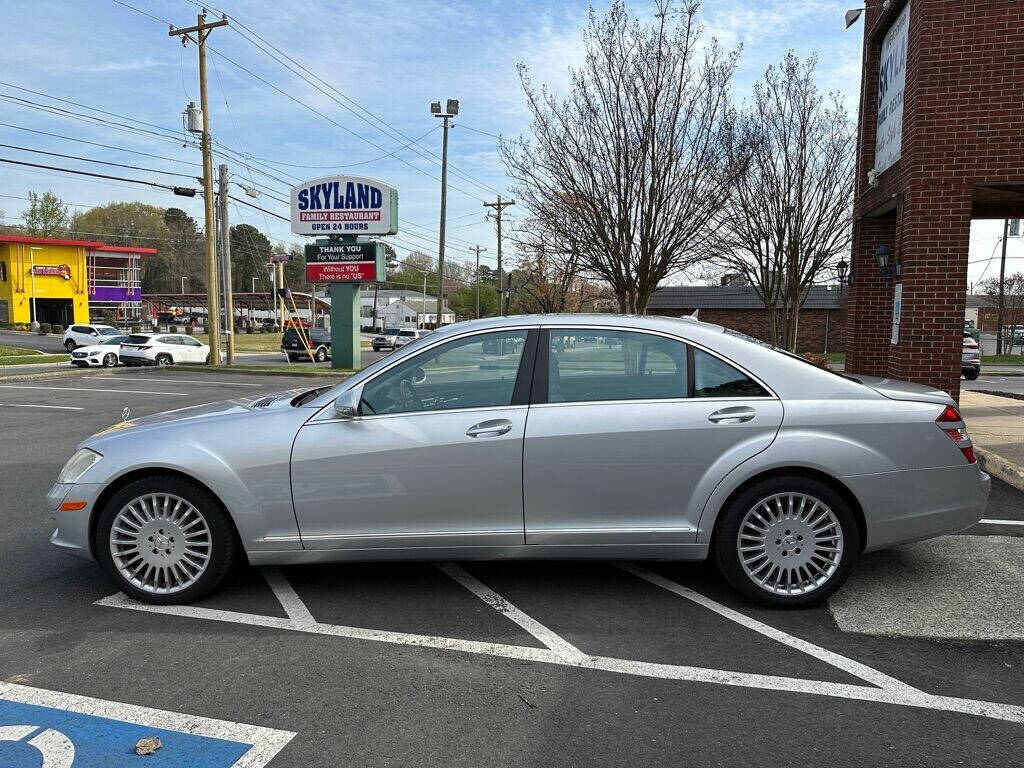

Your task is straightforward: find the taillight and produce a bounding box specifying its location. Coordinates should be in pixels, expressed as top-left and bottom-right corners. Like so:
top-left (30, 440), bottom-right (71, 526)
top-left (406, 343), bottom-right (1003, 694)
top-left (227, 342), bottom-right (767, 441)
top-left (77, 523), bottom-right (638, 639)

top-left (936, 405), bottom-right (976, 463)
top-left (138, 345), bottom-right (151, 351)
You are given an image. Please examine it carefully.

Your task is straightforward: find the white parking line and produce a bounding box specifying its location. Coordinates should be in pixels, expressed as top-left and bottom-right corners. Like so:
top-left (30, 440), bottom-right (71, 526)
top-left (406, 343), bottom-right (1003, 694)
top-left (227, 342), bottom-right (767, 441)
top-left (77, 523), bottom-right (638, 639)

top-left (94, 590), bottom-right (1024, 725)
top-left (979, 518), bottom-right (1024, 527)
top-left (94, 376), bottom-right (264, 387)
top-left (261, 566), bottom-right (317, 627)
top-left (614, 562), bottom-right (917, 693)
top-left (0, 385), bottom-right (189, 396)
top-left (436, 562), bottom-right (585, 660)
top-left (0, 681), bottom-right (295, 768)
top-left (0, 403), bottom-right (84, 410)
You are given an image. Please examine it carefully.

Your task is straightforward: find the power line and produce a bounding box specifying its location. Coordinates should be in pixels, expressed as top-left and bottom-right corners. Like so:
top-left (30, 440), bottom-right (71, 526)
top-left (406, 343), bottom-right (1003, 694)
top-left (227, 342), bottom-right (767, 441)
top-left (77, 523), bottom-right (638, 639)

top-left (0, 156), bottom-right (193, 192)
top-left (0, 122), bottom-right (202, 168)
top-left (0, 143), bottom-right (198, 179)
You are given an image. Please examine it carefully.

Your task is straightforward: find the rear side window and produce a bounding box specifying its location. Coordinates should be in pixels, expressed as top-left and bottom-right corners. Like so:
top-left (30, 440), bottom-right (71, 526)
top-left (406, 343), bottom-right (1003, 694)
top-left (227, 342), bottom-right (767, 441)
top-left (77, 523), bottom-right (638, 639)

top-left (693, 348), bottom-right (768, 398)
top-left (547, 330), bottom-right (687, 403)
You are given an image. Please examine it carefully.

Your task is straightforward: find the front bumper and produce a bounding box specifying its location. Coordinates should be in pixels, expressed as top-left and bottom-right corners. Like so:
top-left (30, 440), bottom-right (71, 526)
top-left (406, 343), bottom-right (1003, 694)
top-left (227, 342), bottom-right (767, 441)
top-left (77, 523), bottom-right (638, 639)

top-left (845, 464), bottom-right (991, 552)
top-left (48, 482), bottom-right (104, 561)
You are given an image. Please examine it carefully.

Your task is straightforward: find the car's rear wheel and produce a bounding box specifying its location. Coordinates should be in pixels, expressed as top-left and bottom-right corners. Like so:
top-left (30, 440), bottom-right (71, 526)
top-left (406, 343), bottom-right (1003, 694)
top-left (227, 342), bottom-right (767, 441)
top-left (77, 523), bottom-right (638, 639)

top-left (95, 475), bottom-right (237, 604)
top-left (964, 369), bottom-right (980, 381)
top-left (155, 353), bottom-right (173, 366)
top-left (102, 353), bottom-right (117, 367)
top-left (713, 475), bottom-right (858, 608)
top-left (64, 339), bottom-right (77, 352)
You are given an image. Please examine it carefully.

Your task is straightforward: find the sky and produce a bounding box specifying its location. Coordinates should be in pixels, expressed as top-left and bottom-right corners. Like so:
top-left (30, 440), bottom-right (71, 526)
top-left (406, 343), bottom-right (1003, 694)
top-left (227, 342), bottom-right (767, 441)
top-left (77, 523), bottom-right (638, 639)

top-left (0, 0), bottom-right (1014, 288)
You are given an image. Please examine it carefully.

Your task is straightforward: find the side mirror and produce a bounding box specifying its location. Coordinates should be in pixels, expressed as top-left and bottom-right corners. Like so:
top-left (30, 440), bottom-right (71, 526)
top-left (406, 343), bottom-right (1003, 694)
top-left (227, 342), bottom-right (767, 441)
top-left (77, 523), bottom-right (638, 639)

top-left (333, 386), bottom-right (362, 419)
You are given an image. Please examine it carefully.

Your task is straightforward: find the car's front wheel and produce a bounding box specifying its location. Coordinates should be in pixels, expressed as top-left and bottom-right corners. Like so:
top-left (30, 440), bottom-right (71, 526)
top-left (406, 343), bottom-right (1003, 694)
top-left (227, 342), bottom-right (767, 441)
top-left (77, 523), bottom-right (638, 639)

top-left (713, 475), bottom-right (858, 608)
top-left (95, 475), bottom-right (237, 604)
top-left (102, 353), bottom-right (117, 367)
top-left (64, 339), bottom-right (77, 352)
top-left (314, 346), bottom-right (328, 362)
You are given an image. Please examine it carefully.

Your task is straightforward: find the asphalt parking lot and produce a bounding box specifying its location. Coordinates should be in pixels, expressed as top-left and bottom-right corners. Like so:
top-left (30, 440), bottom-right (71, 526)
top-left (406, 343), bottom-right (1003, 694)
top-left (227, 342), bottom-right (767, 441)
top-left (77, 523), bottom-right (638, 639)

top-left (1, 367), bottom-right (1023, 767)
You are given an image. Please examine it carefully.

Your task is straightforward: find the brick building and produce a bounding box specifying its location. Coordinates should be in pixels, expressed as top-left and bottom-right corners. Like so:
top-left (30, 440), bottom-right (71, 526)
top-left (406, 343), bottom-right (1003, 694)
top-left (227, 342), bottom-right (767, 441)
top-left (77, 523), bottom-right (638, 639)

top-left (846, 0), bottom-right (1024, 400)
top-left (648, 285), bottom-right (846, 353)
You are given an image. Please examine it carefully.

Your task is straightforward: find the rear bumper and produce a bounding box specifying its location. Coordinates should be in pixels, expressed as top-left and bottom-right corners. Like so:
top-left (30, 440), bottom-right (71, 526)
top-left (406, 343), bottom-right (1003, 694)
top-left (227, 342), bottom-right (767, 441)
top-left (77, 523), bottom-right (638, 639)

top-left (961, 360), bottom-right (981, 373)
top-left (119, 354), bottom-right (157, 366)
top-left (844, 464), bottom-right (990, 552)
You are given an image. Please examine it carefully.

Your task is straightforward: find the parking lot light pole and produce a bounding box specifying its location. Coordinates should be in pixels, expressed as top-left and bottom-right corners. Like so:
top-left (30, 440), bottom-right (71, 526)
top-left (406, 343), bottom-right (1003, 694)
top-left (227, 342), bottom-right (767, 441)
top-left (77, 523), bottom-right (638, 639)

top-left (28, 246), bottom-right (41, 331)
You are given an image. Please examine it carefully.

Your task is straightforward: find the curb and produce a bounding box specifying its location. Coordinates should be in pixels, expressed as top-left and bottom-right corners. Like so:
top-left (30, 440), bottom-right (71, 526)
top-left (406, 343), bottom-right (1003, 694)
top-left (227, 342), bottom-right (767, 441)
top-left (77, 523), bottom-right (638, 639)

top-left (975, 446), bottom-right (1024, 493)
top-left (0, 367), bottom-right (132, 384)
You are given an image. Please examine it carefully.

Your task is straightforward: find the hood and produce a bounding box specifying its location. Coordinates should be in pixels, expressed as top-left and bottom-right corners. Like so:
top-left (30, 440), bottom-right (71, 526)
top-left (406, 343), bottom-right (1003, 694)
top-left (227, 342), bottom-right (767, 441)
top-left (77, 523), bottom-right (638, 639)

top-left (845, 374), bottom-right (955, 406)
top-left (92, 388), bottom-right (313, 436)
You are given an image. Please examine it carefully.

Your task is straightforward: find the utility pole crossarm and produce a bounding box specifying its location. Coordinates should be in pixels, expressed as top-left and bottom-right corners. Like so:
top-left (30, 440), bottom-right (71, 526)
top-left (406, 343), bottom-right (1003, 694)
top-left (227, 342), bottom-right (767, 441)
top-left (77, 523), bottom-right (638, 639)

top-left (168, 15), bottom-right (228, 38)
top-left (483, 197), bottom-right (515, 315)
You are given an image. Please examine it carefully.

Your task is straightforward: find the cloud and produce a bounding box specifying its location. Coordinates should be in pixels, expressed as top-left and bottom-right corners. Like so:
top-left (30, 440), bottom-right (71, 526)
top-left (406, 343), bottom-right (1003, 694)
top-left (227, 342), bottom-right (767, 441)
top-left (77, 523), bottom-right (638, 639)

top-left (63, 57), bottom-right (171, 74)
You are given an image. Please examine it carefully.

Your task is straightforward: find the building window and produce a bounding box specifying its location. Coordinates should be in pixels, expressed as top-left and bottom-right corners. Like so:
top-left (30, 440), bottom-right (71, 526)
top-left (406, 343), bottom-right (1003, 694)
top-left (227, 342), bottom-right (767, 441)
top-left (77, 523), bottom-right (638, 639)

top-left (0, 261), bottom-right (6, 282)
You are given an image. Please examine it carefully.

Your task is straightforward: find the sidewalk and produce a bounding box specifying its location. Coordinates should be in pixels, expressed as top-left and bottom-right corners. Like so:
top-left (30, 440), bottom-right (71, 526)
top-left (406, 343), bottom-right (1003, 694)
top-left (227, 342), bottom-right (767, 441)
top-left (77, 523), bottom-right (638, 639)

top-left (960, 391), bottom-right (1024, 491)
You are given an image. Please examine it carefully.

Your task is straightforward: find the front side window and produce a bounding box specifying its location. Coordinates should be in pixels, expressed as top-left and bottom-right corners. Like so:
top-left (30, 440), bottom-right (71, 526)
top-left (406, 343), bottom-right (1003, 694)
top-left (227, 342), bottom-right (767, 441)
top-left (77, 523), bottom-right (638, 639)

top-left (360, 330), bottom-right (528, 416)
top-left (692, 348), bottom-right (768, 398)
top-left (548, 329), bottom-right (687, 403)
top-left (156, 336), bottom-right (179, 345)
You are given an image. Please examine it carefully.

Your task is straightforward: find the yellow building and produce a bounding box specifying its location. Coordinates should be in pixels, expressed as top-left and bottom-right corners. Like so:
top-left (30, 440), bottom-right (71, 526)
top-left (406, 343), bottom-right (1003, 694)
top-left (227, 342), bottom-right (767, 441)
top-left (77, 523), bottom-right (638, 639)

top-left (0, 235), bottom-right (154, 327)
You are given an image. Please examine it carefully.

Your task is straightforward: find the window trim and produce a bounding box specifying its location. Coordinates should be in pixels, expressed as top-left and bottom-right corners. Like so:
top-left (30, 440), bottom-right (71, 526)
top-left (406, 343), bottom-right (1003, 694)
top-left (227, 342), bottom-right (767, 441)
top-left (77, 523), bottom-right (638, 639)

top-left (348, 326), bottom-right (539, 420)
top-left (535, 324), bottom-right (777, 404)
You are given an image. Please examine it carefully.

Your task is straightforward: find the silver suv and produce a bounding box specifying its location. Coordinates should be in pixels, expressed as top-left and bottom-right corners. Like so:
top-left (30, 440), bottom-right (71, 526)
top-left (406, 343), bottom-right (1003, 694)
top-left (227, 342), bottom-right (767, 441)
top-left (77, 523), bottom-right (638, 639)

top-left (962, 331), bottom-right (981, 380)
top-left (372, 327), bottom-right (402, 351)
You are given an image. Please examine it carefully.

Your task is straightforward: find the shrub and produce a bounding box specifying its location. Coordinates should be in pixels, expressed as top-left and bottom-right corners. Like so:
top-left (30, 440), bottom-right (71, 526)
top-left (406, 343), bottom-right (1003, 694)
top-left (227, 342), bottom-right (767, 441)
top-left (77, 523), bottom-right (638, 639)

top-left (246, 324), bottom-right (254, 334)
top-left (130, 325), bottom-right (141, 333)
top-left (169, 324), bottom-right (178, 334)
top-left (52, 324), bottom-right (64, 335)
top-left (39, 323), bottom-right (52, 334)
top-left (185, 325), bottom-right (194, 335)
top-left (802, 352), bottom-right (830, 369)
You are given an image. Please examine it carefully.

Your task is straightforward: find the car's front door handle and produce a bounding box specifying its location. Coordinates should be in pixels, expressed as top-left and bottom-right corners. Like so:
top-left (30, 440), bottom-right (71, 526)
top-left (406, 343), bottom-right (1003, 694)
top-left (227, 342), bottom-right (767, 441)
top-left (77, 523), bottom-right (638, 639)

top-left (466, 419), bottom-right (514, 438)
top-left (708, 406), bottom-right (756, 424)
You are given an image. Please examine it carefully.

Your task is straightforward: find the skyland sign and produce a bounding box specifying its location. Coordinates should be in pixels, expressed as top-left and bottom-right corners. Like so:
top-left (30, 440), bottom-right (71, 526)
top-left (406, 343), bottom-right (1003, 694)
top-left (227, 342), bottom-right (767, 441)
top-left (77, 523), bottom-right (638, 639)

top-left (290, 175), bottom-right (398, 236)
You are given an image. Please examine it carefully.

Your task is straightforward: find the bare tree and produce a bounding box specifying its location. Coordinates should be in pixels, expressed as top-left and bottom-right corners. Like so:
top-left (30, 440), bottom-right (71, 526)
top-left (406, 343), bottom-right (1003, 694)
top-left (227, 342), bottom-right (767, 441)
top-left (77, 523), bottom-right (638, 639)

top-left (507, 220), bottom-right (602, 313)
top-left (716, 52), bottom-right (855, 350)
top-left (501, 0), bottom-right (740, 314)
top-left (978, 273), bottom-right (1024, 355)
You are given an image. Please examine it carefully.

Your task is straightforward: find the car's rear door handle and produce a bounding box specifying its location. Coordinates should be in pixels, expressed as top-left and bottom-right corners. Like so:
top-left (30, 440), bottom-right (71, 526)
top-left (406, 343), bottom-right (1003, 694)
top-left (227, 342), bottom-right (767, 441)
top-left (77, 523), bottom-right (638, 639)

top-left (708, 406), bottom-right (756, 424)
top-left (466, 419), bottom-right (513, 437)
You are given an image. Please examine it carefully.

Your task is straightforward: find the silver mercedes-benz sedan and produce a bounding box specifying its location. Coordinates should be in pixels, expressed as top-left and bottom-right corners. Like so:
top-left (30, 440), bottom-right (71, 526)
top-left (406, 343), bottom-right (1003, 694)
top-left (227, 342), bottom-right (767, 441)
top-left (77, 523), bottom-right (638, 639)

top-left (49, 314), bottom-right (990, 608)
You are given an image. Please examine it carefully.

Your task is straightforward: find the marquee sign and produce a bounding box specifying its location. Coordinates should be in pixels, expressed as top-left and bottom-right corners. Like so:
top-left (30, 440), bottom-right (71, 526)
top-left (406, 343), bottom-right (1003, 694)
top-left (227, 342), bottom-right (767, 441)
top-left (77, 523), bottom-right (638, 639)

top-left (875, 0), bottom-right (910, 175)
top-left (304, 241), bottom-right (385, 283)
top-left (290, 176), bottom-right (398, 236)
top-left (31, 264), bottom-right (71, 279)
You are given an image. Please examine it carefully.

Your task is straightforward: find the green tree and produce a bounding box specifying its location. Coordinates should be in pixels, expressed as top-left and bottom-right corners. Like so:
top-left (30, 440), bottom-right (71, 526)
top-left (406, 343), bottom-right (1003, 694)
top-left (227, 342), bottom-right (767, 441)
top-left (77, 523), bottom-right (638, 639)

top-left (283, 243), bottom-right (310, 293)
top-left (163, 208), bottom-right (205, 292)
top-left (448, 283), bottom-right (499, 319)
top-left (229, 223), bottom-right (272, 293)
top-left (73, 201), bottom-right (173, 291)
top-left (22, 191), bottom-right (69, 237)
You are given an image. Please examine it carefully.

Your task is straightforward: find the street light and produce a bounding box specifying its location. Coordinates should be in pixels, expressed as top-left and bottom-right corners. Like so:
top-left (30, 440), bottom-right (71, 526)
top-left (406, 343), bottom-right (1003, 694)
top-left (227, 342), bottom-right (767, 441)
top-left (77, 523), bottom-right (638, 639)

top-left (29, 246), bottom-right (41, 331)
top-left (836, 258), bottom-right (849, 291)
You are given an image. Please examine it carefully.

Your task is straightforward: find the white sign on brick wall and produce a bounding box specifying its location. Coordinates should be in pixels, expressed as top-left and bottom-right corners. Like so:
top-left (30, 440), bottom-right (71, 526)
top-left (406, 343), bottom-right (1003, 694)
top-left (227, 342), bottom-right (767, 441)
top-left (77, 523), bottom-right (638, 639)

top-left (875, 0), bottom-right (910, 175)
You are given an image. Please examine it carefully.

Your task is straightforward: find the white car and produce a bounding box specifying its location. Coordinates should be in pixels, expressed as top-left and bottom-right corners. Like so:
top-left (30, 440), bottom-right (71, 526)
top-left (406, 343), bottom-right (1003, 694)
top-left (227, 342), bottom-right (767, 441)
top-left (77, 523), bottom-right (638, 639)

top-left (69, 335), bottom-right (131, 368)
top-left (372, 327), bottom-right (402, 351)
top-left (393, 329), bottom-right (429, 348)
top-left (63, 324), bottom-right (123, 352)
top-left (119, 333), bottom-right (210, 367)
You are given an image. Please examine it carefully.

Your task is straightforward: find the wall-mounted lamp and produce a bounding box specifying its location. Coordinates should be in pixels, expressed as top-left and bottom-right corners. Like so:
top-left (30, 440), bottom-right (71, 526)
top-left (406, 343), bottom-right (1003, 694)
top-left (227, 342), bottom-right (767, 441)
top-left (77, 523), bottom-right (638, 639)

top-left (874, 245), bottom-right (900, 281)
top-left (836, 257), bottom-right (850, 291)
top-left (844, 8), bottom-right (864, 28)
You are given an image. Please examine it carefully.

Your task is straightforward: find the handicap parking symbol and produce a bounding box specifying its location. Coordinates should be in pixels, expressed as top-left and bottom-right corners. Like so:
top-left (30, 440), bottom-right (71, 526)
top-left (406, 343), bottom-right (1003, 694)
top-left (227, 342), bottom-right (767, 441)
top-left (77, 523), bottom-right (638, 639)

top-left (0, 683), bottom-right (293, 768)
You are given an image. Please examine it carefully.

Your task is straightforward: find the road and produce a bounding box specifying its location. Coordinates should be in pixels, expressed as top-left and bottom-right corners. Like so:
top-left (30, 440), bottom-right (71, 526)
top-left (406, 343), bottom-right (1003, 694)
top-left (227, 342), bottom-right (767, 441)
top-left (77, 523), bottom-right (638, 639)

top-left (0, 366), bottom-right (1022, 766)
top-left (964, 373), bottom-right (1024, 396)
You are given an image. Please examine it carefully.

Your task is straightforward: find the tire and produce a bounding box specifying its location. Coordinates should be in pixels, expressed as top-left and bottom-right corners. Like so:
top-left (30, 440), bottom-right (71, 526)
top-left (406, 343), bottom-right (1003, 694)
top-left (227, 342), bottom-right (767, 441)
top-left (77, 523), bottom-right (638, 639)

top-left (288, 354), bottom-right (299, 362)
top-left (314, 346), bottom-right (328, 362)
top-left (372, 347), bottom-right (381, 352)
top-left (94, 474), bottom-right (238, 605)
top-left (102, 353), bottom-right (117, 368)
top-left (155, 353), bottom-right (173, 366)
top-left (712, 475), bottom-right (859, 608)
top-left (64, 339), bottom-right (77, 352)
top-left (964, 369), bottom-right (980, 381)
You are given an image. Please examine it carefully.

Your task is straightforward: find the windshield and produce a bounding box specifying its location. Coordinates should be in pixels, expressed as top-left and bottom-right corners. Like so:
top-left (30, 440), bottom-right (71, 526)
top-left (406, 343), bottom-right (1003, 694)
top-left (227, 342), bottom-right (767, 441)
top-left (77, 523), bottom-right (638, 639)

top-left (721, 328), bottom-right (855, 382)
top-left (125, 334), bottom-right (152, 344)
top-left (383, 328), bottom-right (400, 335)
top-left (97, 327), bottom-right (121, 336)
top-left (398, 330), bottom-right (417, 337)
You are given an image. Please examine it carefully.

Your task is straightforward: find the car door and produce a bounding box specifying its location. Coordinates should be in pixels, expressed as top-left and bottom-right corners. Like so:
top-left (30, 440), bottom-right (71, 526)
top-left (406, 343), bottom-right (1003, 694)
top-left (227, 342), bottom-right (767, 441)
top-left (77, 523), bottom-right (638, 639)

top-left (178, 335), bottom-right (206, 362)
top-left (523, 327), bottom-right (783, 546)
top-left (290, 327), bottom-right (538, 550)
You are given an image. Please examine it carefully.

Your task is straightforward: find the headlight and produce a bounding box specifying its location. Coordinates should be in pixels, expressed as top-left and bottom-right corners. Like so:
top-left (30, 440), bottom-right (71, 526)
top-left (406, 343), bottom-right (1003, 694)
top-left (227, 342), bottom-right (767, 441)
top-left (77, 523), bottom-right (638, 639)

top-left (57, 448), bottom-right (102, 484)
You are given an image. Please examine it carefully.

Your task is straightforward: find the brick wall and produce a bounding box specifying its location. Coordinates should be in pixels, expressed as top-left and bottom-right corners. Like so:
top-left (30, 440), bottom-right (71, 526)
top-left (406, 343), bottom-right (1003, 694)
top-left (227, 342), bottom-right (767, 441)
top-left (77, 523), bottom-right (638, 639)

top-left (649, 308), bottom-right (846, 354)
top-left (846, 0), bottom-right (1024, 402)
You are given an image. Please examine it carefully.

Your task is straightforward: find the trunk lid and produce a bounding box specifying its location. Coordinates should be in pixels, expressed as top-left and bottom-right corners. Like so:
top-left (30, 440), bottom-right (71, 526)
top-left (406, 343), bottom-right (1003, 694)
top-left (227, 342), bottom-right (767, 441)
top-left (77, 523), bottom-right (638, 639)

top-left (847, 374), bottom-right (955, 406)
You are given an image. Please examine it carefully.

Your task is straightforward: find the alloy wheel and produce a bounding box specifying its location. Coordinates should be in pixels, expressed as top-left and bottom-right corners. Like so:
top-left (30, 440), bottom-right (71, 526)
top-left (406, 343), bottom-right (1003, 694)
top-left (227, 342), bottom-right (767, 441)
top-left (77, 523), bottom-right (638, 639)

top-left (103, 353), bottom-right (117, 367)
top-left (736, 492), bottom-right (843, 596)
top-left (108, 492), bottom-right (212, 595)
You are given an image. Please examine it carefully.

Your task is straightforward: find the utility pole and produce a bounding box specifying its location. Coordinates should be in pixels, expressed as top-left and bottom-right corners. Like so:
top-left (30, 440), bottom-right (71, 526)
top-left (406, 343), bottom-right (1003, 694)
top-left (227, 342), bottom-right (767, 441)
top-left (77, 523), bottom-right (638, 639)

top-left (217, 163), bottom-right (234, 364)
top-left (484, 196), bottom-right (514, 315)
top-left (997, 217), bottom-right (1009, 355)
top-left (170, 10), bottom-right (228, 365)
top-left (469, 245), bottom-right (487, 317)
top-left (431, 99), bottom-right (459, 326)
